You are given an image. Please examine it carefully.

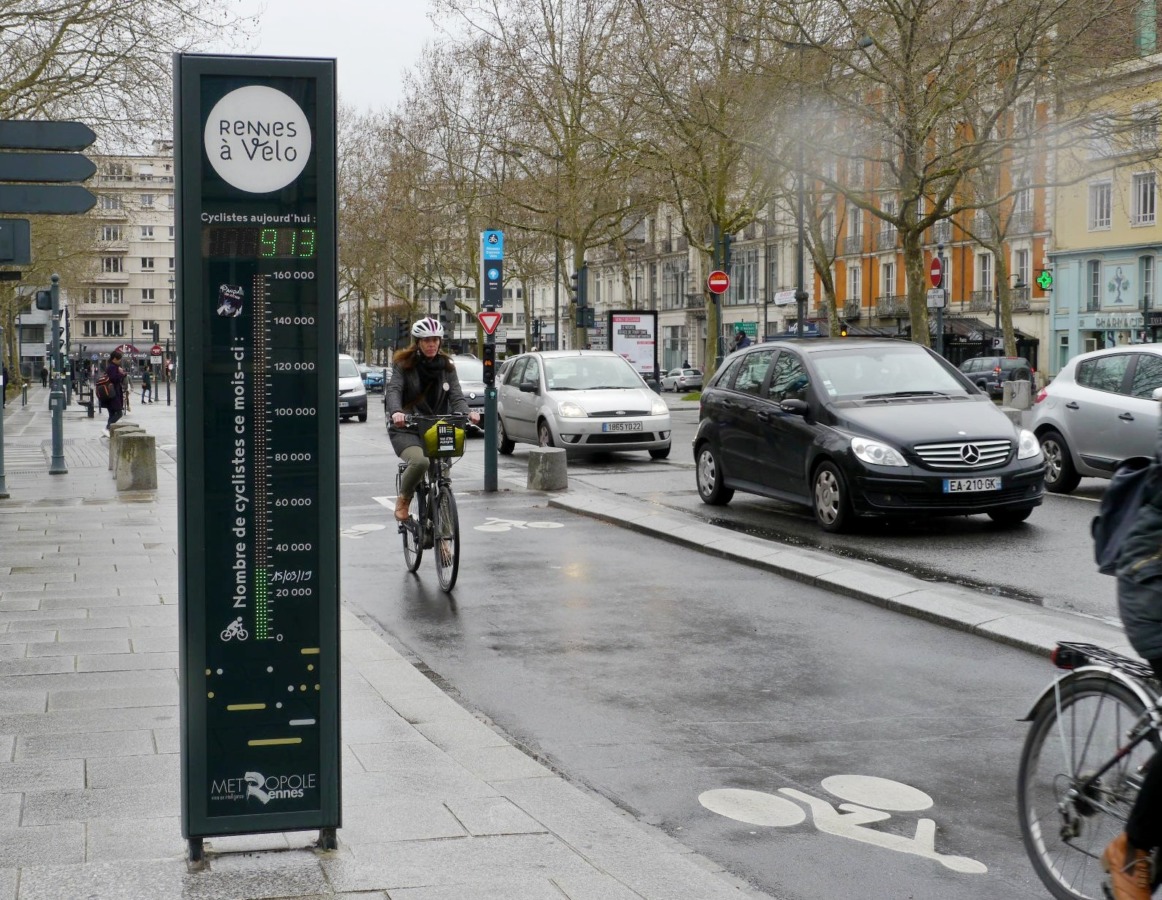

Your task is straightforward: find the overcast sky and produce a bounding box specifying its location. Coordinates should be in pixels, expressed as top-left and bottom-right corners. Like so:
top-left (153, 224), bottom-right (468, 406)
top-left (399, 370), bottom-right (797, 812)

top-left (215, 0), bottom-right (441, 113)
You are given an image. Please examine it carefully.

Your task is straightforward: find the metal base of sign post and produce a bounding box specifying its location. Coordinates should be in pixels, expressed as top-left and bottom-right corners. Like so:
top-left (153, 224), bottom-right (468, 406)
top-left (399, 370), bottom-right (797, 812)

top-left (317, 826), bottom-right (338, 851)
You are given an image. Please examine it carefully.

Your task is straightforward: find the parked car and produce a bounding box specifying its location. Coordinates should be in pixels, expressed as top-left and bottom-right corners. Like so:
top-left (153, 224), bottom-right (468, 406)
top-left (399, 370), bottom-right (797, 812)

top-left (1026, 344), bottom-right (1162, 493)
top-left (338, 354), bottom-right (367, 422)
top-left (359, 363), bottom-right (387, 393)
top-left (958, 355), bottom-right (1036, 397)
top-left (497, 350), bottom-right (672, 458)
top-left (661, 367), bottom-right (704, 393)
top-left (694, 338), bottom-right (1045, 532)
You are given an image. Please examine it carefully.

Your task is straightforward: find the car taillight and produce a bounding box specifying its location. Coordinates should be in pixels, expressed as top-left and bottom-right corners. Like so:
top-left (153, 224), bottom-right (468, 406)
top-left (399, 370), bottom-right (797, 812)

top-left (1034, 387), bottom-right (1048, 404)
top-left (993, 366), bottom-right (1002, 375)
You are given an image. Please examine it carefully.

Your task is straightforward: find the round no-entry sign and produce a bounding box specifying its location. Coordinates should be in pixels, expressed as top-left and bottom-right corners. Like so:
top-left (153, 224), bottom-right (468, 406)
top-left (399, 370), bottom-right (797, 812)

top-left (707, 270), bottom-right (730, 294)
top-left (151, 344), bottom-right (163, 356)
top-left (929, 258), bottom-right (943, 288)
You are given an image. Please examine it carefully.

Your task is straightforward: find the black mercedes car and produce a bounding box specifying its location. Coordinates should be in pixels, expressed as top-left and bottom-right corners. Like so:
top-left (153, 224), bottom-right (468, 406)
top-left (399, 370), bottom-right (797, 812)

top-left (693, 338), bottom-right (1046, 532)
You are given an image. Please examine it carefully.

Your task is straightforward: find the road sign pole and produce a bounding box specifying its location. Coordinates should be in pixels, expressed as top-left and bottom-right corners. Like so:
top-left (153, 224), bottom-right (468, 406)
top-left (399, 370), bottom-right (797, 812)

top-left (0, 325), bottom-right (8, 498)
top-left (48, 274), bottom-right (66, 474)
top-left (480, 230), bottom-right (504, 493)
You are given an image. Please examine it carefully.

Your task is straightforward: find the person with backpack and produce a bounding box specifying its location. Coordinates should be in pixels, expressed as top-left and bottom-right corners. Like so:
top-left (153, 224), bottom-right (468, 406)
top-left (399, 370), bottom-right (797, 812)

top-left (1102, 411), bottom-right (1162, 900)
top-left (99, 350), bottom-right (126, 433)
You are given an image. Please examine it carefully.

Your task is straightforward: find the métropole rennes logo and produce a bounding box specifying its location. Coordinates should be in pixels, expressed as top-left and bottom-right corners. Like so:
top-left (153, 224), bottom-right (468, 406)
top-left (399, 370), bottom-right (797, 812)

top-left (204, 85), bottom-right (311, 193)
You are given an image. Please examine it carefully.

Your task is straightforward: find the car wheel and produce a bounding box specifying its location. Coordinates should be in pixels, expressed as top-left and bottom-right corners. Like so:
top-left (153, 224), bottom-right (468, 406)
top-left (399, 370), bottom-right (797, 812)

top-left (813, 461), bottom-right (854, 533)
top-left (498, 421), bottom-right (515, 455)
top-left (537, 420), bottom-right (555, 448)
top-left (649, 444), bottom-right (671, 460)
top-left (988, 507), bottom-right (1034, 526)
top-left (358, 411), bottom-right (367, 422)
top-left (1039, 429), bottom-right (1082, 494)
top-left (695, 442), bottom-right (733, 505)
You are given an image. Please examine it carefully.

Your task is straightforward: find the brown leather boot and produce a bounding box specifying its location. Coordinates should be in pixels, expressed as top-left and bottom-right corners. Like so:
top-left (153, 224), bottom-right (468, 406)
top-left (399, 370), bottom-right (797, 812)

top-left (394, 495), bottom-right (411, 522)
top-left (1102, 832), bottom-right (1152, 900)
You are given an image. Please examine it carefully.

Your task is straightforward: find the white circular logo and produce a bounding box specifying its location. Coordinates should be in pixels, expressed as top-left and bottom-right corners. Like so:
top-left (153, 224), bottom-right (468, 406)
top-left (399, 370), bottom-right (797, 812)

top-left (204, 86), bottom-right (311, 193)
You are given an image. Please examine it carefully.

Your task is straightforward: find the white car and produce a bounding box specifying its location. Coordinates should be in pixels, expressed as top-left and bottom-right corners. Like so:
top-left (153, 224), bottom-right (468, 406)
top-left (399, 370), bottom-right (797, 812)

top-left (497, 350), bottom-right (671, 458)
top-left (338, 354), bottom-right (367, 422)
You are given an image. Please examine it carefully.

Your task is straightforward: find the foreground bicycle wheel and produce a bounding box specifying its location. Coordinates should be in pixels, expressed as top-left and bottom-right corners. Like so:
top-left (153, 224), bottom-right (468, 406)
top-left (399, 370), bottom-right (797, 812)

top-left (1018, 676), bottom-right (1159, 900)
top-left (400, 493), bottom-right (424, 573)
top-left (432, 488), bottom-right (459, 592)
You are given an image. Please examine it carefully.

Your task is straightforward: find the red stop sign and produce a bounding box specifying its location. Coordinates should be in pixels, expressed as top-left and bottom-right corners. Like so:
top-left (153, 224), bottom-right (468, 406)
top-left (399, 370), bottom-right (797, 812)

top-left (929, 258), bottom-right (943, 288)
top-left (707, 270), bottom-right (730, 294)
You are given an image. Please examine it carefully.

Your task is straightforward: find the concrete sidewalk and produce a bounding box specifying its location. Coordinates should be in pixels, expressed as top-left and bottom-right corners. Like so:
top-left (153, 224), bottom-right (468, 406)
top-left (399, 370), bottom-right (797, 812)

top-left (0, 389), bottom-right (764, 900)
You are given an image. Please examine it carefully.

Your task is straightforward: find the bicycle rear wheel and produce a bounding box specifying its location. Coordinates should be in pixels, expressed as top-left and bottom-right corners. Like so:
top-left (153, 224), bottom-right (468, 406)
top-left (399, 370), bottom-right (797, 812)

top-left (1018, 675), bottom-right (1159, 900)
top-left (432, 487), bottom-right (460, 592)
top-left (400, 491), bottom-right (424, 573)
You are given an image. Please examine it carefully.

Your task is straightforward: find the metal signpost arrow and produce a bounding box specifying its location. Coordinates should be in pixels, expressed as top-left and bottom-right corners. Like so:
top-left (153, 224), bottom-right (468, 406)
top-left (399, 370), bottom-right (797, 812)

top-left (0, 120), bottom-right (98, 215)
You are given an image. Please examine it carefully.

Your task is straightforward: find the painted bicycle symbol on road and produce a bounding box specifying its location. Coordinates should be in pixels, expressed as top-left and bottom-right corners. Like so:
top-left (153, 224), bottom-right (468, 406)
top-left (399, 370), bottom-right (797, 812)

top-left (474, 517), bottom-right (564, 533)
top-left (700, 775), bottom-right (986, 874)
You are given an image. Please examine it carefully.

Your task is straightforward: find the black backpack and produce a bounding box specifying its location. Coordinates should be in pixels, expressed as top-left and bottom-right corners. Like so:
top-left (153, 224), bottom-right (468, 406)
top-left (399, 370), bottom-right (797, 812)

top-left (1092, 456), bottom-right (1158, 575)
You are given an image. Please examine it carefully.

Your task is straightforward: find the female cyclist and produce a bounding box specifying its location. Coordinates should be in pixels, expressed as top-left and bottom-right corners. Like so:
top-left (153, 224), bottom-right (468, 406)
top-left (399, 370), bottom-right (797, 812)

top-left (384, 317), bottom-right (480, 521)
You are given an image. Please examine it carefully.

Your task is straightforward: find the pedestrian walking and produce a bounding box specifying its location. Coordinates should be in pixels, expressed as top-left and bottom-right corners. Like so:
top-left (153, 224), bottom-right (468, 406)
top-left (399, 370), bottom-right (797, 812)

top-left (100, 350), bottom-right (126, 432)
top-left (141, 367), bottom-right (152, 404)
top-left (1, 364), bottom-right (7, 407)
top-left (40, 365), bottom-right (47, 387)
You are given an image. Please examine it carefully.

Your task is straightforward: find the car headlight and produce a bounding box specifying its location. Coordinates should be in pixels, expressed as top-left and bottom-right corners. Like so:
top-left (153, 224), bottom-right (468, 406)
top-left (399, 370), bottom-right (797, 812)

top-left (650, 397), bottom-right (668, 415)
top-left (851, 437), bottom-right (907, 467)
top-left (1017, 428), bottom-right (1042, 460)
top-left (557, 400), bottom-right (587, 418)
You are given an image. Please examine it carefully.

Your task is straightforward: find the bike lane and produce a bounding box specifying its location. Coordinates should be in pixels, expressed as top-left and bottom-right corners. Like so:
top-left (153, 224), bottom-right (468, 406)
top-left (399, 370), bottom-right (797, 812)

top-left (338, 481), bottom-right (1053, 900)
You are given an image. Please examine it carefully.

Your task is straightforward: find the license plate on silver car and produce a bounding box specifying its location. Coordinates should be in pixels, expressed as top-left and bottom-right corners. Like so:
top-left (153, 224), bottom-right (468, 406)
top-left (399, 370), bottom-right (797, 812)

top-left (943, 477), bottom-right (1001, 493)
top-left (602, 421), bottom-right (642, 433)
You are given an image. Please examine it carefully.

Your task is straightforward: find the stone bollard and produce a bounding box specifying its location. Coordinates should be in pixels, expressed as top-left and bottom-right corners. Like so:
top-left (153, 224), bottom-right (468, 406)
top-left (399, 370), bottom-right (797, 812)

top-left (527, 446), bottom-right (568, 491)
top-left (115, 432), bottom-right (157, 491)
top-left (1002, 380), bottom-right (1033, 410)
top-left (108, 422), bottom-right (144, 472)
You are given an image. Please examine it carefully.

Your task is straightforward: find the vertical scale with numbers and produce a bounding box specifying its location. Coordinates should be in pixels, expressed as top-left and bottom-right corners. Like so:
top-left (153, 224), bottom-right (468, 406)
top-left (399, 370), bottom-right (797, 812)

top-left (175, 55), bottom-right (339, 851)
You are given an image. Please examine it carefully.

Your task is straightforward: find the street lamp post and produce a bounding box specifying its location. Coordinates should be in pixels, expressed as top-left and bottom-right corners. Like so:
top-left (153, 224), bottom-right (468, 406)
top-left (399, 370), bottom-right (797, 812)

top-left (553, 154), bottom-right (561, 350)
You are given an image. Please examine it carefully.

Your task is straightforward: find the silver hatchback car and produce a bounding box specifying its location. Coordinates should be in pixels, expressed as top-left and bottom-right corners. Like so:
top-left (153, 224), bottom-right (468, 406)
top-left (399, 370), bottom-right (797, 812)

top-left (497, 350), bottom-right (672, 458)
top-left (1027, 344), bottom-right (1162, 492)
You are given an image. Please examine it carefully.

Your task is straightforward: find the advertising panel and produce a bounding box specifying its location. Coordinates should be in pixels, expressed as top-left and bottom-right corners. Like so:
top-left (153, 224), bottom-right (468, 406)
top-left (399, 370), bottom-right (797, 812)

top-left (608, 310), bottom-right (659, 382)
top-left (175, 55), bottom-right (340, 847)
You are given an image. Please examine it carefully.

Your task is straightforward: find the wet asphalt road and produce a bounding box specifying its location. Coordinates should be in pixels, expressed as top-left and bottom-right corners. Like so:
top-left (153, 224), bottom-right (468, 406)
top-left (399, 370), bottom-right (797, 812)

top-left (337, 410), bottom-right (1063, 899)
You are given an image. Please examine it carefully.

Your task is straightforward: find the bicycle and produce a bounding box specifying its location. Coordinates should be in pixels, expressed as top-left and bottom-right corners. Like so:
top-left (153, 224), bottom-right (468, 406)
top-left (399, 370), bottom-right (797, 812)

top-left (394, 413), bottom-right (469, 592)
top-left (1018, 641), bottom-right (1162, 900)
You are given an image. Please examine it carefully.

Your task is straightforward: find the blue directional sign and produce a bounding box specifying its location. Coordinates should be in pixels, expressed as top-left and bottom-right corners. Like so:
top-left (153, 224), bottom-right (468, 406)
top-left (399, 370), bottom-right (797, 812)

top-left (483, 229), bottom-right (504, 260)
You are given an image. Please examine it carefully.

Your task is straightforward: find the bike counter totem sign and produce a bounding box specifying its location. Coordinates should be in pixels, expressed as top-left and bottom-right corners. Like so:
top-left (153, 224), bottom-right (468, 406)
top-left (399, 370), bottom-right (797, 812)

top-left (174, 54), bottom-right (340, 861)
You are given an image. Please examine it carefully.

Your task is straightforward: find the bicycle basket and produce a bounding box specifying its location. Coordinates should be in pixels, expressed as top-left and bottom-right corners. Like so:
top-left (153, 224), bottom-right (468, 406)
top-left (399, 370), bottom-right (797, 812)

top-left (423, 420), bottom-right (465, 458)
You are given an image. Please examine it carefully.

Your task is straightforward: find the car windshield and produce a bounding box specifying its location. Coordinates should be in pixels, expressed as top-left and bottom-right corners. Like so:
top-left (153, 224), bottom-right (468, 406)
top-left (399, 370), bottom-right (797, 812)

top-left (338, 358), bottom-right (360, 378)
top-left (810, 346), bottom-right (970, 400)
top-left (544, 356), bottom-right (642, 390)
top-left (453, 357), bottom-right (484, 381)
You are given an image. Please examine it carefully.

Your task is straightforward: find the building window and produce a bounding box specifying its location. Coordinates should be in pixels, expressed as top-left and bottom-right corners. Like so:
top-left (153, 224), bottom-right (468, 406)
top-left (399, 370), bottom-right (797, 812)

top-left (727, 247), bottom-right (759, 306)
top-left (1089, 182), bottom-right (1112, 229)
top-left (168, 257), bottom-right (175, 270)
top-left (99, 194), bottom-right (121, 210)
top-left (100, 226), bottom-right (122, 241)
top-left (847, 263), bottom-right (861, 303)
top-left (102, 320), bottom-right (125, 337)
top-left (1142, 255), bottom-right (1155, 309)
top-left (1087, 260), bottom-right (1101, 311)
top-left (142, 320), bottom-right (160, 338)
top-left (978, 252), bottom-right (993, 297)
top-left (142, 288), bottom-right (155, 302)
top-left (168, 288), bottom-right (175, 301)
top-left (141, 225), bottom-right (154, 240)
top-left (102, 289), bottom-right (124, 304)
top-left (102, 256), bottom-right (123, 273)
top-left (141, 257), bottom-right (155, 271)
top-left (83, 320), bottom-right (99, 337)
top-left (882, 261), bottom-right (895, 297)
top-left (140, 193), bottom-right (154, 208)
top-left (1014, 249), bottom-right (1030, 288)
top-left (165, 193), bottom-right (174, 209)
top-left (1133, 172), bottom-right (1156, 225)
top-left (766, 246), bottom-right (779, 294)
top-left (84, 288), bottom-right (98, 303)
top-left (168, 226), bottom-right (175, 239)
top-left (103, 163), bottom-right (128, 181)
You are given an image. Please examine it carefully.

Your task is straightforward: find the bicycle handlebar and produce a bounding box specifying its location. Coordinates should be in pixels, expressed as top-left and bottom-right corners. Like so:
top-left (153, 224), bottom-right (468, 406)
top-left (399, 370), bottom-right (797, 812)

top-left (395, 412), bottom-right (471, 431)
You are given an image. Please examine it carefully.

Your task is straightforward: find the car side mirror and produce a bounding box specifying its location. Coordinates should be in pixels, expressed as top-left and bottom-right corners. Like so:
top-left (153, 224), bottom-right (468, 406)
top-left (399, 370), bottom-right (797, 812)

top-left (519, 382), bottom-right (538, 394)
top-left (780, 398), bottom-right (809, 416)
top-left (1153, 387), bottom-right (1162, 402)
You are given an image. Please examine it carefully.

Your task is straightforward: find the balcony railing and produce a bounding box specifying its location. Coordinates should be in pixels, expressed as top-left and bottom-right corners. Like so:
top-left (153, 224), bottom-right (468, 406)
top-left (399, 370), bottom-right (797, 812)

top-left (843, 299), bottom-right (862, 320)
top-left (875, 295), bottom-right (908, 317)
top-left (876, 228), bottom-right (898, 251)
top-left (94, 271), bottom-right (129, 284)
top-left (684, 293), bottom-right (705, 311)
top-left (1011, 210), bottom-right (1033, 234)
top-left (844, 234), bottom-right (862, 256)
top-left (1012, 287), bottom-right (1031, 311)
top-left (969, 290), bottom-right (993, 312)
top-left (972, 213), bottom-right (994, 240)
top-left (929, 221), bottom-right (952, 244)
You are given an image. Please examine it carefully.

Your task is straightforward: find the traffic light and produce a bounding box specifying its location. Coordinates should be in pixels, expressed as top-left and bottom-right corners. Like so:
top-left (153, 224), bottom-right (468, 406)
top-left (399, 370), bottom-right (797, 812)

top-left (722, 233), bottom-right (734, 270)
top-left (572, 263), bottom-right (589, 309)
top-left (35, 289), bottom-right (51, 310)
top-left (152, 323), bottom-right (160, 343)
top-left (839, 321), bottom-right (850, 337)
top-left (438, 294), bottom-right (452, 333)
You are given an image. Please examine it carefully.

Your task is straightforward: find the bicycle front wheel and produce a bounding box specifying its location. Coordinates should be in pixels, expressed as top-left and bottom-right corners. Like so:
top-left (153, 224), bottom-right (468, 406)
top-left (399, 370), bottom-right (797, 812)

top-left (1018, 675), bottom-right (1159, 900)
top-left (432, 487), bottom-right (460, 592)
top-left (401, 492), bottom-right (423, 573)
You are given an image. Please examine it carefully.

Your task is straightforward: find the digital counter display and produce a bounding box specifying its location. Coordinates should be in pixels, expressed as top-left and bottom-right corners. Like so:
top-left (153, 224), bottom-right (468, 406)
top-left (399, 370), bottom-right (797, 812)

top-left (204, 226), bottom-right (318, 259)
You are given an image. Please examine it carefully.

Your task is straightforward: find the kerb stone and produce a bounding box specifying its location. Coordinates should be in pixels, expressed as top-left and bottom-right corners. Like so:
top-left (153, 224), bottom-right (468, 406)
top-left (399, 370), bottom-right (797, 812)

top-left (115, 433), bottom-right (157, 492)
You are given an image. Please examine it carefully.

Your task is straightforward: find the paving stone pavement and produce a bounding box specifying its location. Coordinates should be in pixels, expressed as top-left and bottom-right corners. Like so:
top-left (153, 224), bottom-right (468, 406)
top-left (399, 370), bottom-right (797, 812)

top-left (0, 385), bottom-right (767, 900)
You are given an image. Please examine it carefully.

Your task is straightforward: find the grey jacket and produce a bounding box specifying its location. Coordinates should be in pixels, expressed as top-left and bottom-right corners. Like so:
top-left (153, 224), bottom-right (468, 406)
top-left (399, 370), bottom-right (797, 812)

top-left (384, 351), bottom-right (470, 455)
top-left (1116, 419), bottom-right (1162, 660)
